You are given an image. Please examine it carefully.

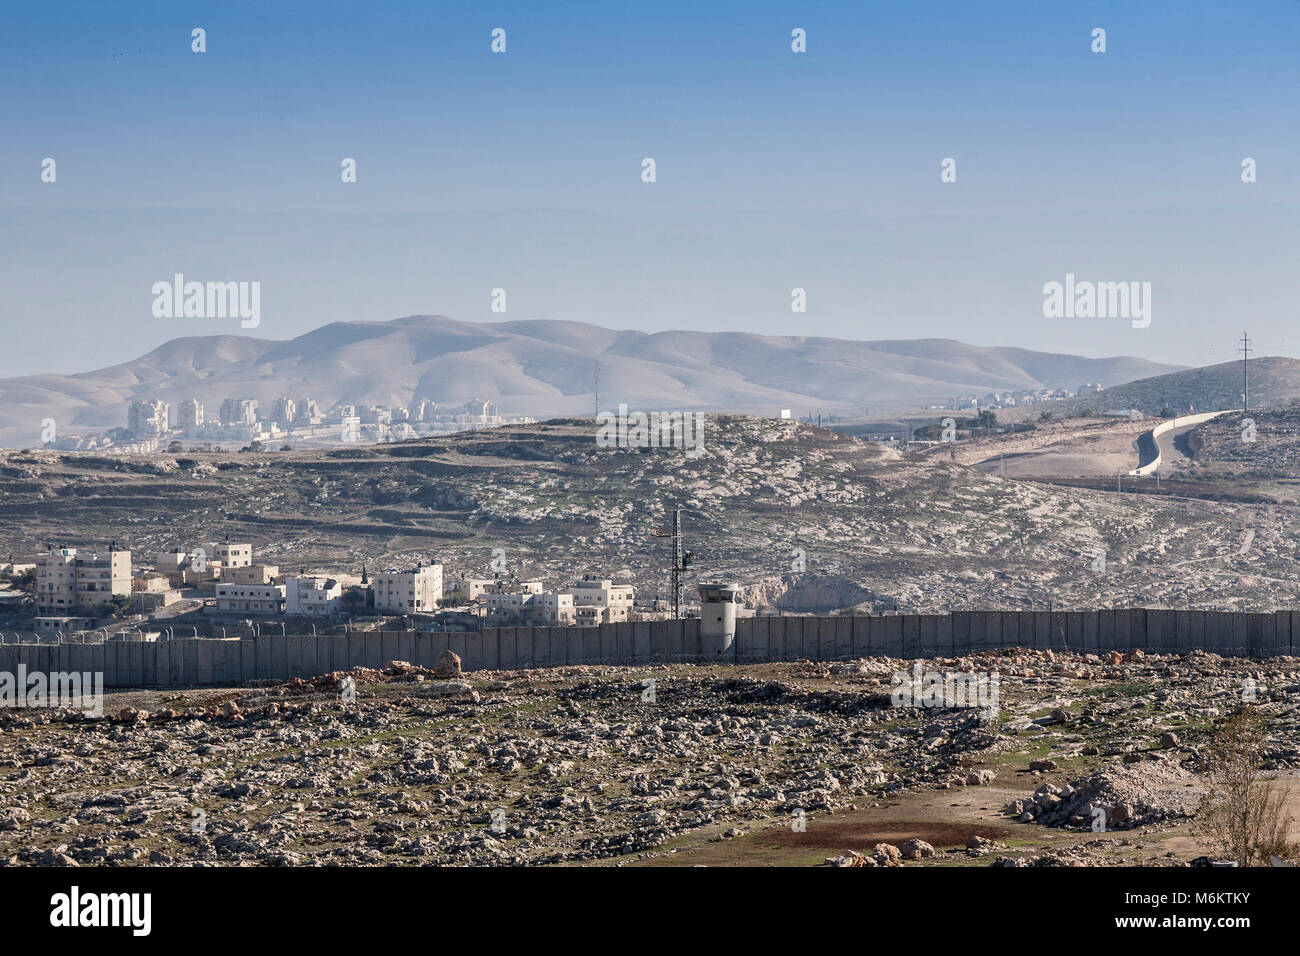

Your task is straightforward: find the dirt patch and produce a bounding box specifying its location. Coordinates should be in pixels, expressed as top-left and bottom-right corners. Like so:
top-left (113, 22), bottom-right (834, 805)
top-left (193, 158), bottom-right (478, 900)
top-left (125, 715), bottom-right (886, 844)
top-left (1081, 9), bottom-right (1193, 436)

top-left (759, 820), bottom-right (1010, 852)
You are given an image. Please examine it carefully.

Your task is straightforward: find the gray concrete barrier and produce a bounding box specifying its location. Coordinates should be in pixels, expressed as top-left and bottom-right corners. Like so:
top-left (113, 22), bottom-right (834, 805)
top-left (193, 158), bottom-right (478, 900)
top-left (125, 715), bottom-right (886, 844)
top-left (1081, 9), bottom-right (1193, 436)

top-left (1, 610), bottom-right (1295, 689)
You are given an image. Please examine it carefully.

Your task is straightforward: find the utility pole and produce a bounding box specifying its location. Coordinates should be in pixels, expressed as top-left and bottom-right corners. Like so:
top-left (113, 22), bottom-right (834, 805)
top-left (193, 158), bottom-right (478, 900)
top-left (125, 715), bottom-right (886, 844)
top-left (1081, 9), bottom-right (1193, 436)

top-left (1240, 332), bottom-right (1252, 412)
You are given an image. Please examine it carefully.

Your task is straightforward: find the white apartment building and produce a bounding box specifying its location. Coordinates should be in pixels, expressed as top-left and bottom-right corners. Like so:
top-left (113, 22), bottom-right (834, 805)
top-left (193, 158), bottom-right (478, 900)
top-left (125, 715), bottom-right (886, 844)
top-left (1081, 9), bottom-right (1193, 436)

top-left (295, 399), bottom-right (322, 425)
top-left (36, 547), bottom-right (133, 614)
top-left (215, 582), bottom-right (285, 614)
top-left (483, 585), bottom-right (573, 625)
top-left (483, 581), bottom-right (541, 621)
top-left (285, 576), bottom-right (342, 616)
top-left (530, 591), bottom-right (575, 625)
top-left (127, 399), bottom-right (169, 438)
top-left (219, 398), bottom-right (258, 426)
top-left (176, 398), bottom-right (205, 429)
top-left (272, 397), bottom-right (296, 426)
top-left (212, 542), bottom-right (253, 568)
top-left (569, 575), bottom-right (635, 625)
top-left (372, 564), bottom-right (443, 614)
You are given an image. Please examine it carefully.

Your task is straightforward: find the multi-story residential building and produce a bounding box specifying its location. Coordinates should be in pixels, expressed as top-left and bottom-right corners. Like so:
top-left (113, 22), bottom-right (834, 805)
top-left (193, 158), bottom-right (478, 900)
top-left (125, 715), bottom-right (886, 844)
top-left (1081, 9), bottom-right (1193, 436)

top-left (295, 399), bottom-right (321, 425)
top-left (68, 548), bottom-right (133, 612)
top-left (212, 542), bottom-right (253, 569)
top-left (214, 582), bottom-right (285, 615)
top-left (529, 591), bottom-right (574, 625)
top-left (568, 575), bottom-right (635, 625)
top-left (35, 549), bottom-right (77, 613)
top-left (127, 399), bottom-right (170, 438)
top-left (371, 564), bottom-right (443, 614)
top-left (36, 547), bottom-right (133, 614)
top-left (285, 576), bottom-right (342, 616)
top-left (481, 582), bottom-right (579, 624)
top-left (219, 398), bottom-right (258, 426)
top-left (483, 581), bottom-right (540, 621)
top-left (271, 397), bottom-right (296, 426)
top-left (408, 399), bottom-right (434, 422)
top-left (176, 398), bottom-right (205, 429)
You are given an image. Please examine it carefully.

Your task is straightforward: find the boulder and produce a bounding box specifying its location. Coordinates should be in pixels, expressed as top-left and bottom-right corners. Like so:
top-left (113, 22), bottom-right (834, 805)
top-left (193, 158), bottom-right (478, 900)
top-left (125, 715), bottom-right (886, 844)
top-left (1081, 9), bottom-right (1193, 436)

top-left (872, 843), bottom-right (903, 866)
top-left (433, 650), bottom-right (463, 679)
top-left (898, 838), bottom-right (935, 860)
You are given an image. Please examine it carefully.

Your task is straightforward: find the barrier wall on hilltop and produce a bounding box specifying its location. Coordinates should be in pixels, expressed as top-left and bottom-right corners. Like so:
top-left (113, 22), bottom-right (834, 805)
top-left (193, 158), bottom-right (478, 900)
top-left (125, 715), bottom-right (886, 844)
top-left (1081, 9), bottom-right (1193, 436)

top-left (1129, 411), bottom-right (1225, 477)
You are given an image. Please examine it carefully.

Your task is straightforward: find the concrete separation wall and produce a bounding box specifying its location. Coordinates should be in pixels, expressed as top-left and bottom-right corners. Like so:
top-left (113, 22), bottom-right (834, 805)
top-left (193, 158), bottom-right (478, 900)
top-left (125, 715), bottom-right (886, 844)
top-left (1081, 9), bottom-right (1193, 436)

top-left (0, 610), bottom-right (1293, 689)
top-left (1129, 411), bottom-right (1225, 476)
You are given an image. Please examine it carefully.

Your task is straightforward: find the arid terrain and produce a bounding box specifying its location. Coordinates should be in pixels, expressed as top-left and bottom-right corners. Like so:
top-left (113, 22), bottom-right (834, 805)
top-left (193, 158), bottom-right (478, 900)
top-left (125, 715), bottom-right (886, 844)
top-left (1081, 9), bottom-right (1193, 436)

top-left (3, 414), bottom-right (1300, 613)
top-left (2, 648), bottom-right (1297, 867)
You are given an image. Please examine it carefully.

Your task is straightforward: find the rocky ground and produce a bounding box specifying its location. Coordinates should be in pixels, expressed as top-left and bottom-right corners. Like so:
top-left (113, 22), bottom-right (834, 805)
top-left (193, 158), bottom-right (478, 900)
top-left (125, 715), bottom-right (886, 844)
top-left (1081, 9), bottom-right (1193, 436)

top-left (1, 648), bottom-right (1297, 867)
top-left (1183, 405), bottom-right (1300, 479)
top-left (3, 416), bottom-right (1300, 613)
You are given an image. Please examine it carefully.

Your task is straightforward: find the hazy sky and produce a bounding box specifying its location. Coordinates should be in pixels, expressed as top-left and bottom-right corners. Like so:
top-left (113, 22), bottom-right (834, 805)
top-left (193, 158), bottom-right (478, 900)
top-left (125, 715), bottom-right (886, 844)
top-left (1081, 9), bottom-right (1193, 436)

top-left (2, 0), bottom-right (1297, 376)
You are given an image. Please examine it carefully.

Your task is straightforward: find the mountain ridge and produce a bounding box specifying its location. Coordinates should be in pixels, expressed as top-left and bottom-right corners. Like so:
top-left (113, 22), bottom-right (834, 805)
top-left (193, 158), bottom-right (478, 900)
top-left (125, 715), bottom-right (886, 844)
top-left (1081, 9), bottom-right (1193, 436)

top-left (0, 315), bottom-right (1182, 447)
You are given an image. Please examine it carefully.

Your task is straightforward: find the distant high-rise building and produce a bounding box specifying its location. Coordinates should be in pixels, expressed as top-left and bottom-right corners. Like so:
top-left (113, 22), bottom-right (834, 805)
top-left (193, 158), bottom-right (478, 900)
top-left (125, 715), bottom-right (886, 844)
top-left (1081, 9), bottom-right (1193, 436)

top-left (127, 399), bottom-right (169, 437)
top-left (272, 397), bottom-right (296, 426)
top-left (408, 398), bottom-right (434, 422)
top-left (295, 399), bottom-right (321, 425)
top-left (176, 398), bottom-right (204, 429)
top-left (219, 398), bottom-right (257, 426)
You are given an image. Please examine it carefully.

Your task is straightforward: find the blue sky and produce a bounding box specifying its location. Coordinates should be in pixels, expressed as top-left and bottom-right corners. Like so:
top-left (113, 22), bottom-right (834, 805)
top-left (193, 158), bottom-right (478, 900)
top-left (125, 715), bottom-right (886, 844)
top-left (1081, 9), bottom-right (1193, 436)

top-left (2, 0), bottom-right (1298, 375)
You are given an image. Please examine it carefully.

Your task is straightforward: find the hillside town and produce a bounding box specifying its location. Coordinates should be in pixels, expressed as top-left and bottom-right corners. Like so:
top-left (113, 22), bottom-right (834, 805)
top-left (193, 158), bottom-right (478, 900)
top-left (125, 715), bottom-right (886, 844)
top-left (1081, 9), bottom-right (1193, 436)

top-left (0, 543), bottom-right (672, 641)
top-left (42, 397), bottom-right (537, 453)
top-left (938, 383), bottom-right (1104, 411)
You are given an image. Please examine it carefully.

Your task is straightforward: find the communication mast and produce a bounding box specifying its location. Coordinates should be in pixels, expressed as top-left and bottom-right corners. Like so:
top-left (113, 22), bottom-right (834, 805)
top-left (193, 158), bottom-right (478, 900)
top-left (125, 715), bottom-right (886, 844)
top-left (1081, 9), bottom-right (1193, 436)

top-left (1240, 332), bottom-right (1252, 412)
top-left (652, 508), bottom-right (694, 619)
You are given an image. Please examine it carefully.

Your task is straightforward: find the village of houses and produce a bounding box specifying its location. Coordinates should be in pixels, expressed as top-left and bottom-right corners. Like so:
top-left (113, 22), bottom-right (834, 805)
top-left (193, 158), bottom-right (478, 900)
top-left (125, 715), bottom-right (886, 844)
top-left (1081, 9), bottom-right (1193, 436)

top-left (0, 543), bottom-right (655, 642)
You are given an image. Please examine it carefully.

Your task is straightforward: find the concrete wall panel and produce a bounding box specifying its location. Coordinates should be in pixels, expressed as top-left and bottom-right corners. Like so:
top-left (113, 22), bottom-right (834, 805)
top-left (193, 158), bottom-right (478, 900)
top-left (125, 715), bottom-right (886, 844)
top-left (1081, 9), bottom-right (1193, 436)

top-left (834, 616), bottom-right (852, 660)
top-left (902, 615), bottom-right (921, 659)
